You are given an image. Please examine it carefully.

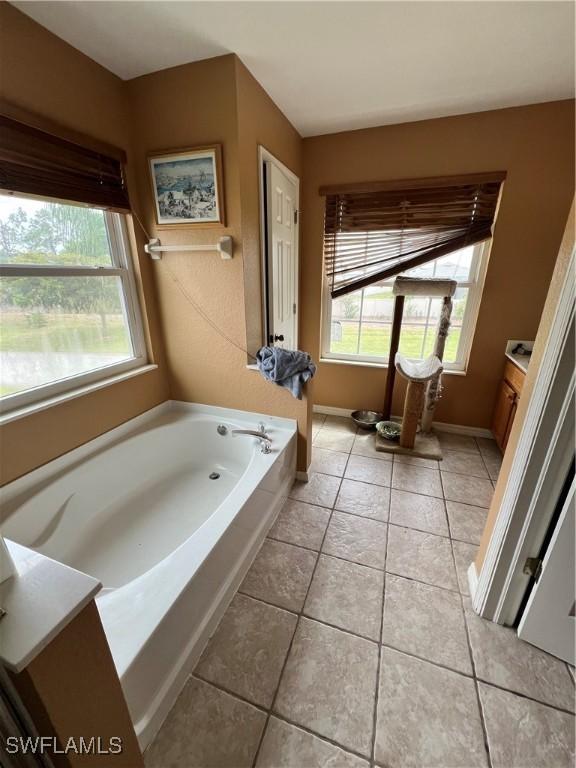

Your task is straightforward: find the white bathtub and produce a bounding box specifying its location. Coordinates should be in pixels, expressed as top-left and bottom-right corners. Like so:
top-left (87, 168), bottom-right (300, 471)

top-left (1, 401), bottom-right (297, 748)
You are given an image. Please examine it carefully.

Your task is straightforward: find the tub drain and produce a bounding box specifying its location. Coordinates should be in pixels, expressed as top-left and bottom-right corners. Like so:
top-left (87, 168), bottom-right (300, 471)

top-left (209, 472), bottom-right (220, 480)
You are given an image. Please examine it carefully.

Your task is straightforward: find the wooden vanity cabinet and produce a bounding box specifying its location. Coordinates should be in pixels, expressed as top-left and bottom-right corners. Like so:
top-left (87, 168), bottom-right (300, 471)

top-left (492, 359), bottom-right (526, 452)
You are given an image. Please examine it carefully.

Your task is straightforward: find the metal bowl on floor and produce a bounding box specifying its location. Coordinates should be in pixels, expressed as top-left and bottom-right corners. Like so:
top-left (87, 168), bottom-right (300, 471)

top-left (351, 410), bottom-right (384, 430)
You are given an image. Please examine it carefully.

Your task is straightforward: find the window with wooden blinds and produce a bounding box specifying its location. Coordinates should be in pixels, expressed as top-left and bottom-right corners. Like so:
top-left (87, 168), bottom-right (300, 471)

top-left (0, 113), bottom-right (130, 212)
top-left (321, 172), bottom-right (505, 298)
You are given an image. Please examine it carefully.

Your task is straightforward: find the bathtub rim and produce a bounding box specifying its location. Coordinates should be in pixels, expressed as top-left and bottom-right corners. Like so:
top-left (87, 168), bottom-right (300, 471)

top-left (0, 399), bottom-right (297, 512)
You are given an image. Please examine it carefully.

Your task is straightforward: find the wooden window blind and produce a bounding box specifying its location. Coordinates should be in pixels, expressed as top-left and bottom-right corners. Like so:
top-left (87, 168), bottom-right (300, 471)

top-left (321, 172), bottom-right (505, 298)
top-left (0, 113), bottom-right (130, 212)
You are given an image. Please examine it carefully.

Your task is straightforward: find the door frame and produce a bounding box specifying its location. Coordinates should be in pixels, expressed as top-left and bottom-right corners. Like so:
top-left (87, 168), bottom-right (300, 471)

top-left (258, 146), bottom-right (300, 348)
top-left (472, 245), bottom-right (575, 625)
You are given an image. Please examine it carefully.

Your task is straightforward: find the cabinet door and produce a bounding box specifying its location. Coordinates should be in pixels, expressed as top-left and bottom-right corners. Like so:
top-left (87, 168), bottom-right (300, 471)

top-left (502, 398), bottom-right (517, 452)
top-left (492, 379), bottom-right (516, 451)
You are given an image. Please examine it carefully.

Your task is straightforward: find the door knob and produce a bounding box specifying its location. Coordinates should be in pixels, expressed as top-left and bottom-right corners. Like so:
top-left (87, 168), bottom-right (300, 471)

top-left (269, 334), bottom-right (285, 343)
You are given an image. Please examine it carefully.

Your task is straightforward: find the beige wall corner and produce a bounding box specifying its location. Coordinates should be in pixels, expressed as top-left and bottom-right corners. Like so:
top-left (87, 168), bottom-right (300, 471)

top-left (476, 196), bottom-right (575, 571)
top-left (126, 54), bottom-right (311, 471)
top-left (300, 100), bottom-right (575, 427)
top-left (9, 600), bottom-right (143, 767)
top-left (0, 4), bottom-right (170, 485)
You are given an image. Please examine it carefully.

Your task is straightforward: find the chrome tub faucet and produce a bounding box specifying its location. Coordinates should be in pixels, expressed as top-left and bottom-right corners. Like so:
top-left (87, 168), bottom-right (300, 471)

top-left (217, 423), bottom-right (272, 454)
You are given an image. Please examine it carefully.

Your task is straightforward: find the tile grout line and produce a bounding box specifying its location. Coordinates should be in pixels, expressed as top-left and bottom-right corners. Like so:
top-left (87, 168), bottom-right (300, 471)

top-left (250, 432), bottom-right (355, 767)
top-left (191, 671), bottom-right (375, 764)
top-left (287, 474), bottom-right (487, 544)
top-left (474, 436), bottom-right (500, 484)
top-left (287, 491), bottom-right (483, 546)
top-left (369, 481), bottom-right (390, 768)
top-left (440, 467), bottom-right (494, 768)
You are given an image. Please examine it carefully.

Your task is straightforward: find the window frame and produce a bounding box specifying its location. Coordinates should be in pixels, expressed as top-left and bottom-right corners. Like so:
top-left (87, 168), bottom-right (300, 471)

top-left (0, 206), bottom-right (148, 414)
top-left (320, 241), bottom-right (489, 373)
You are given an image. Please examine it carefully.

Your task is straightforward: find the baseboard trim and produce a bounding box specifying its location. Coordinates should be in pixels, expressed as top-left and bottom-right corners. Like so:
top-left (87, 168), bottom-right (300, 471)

top-left (295, 470), bottom-right (309, 482)
top-left (313, 405), bottom-right (353, 417)
top-left (313, 405), bottom-right (493, 439)
top-left (432, 423), bottom-right (494, 439)
top-left (467, 561), bottom-right (479, 600)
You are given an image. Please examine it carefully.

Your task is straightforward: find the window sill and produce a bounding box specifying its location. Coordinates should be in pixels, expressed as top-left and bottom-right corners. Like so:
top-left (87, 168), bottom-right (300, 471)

top-left (319, 357), bottom-right (467, 376)
top-left (0, 364), bottom-right (159, 426)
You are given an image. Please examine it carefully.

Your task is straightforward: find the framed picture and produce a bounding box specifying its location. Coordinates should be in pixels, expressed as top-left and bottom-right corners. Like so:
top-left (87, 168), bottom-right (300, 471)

top-left (148, 145), bottom-right (225, 227)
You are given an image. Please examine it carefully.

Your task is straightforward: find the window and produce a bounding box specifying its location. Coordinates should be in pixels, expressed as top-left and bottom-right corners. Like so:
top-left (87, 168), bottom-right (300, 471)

top-left (321, 242), bottom-right (488, 371)
top-left (0, 193), bottom-right (146, 412)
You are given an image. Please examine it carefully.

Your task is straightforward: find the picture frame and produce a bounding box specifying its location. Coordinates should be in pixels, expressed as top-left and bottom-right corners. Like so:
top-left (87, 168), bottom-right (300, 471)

top-left (148, 144), bottom-right (225, 227)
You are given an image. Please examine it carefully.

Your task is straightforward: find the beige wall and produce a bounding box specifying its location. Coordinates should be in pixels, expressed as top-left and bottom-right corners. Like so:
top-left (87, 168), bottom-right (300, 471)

top-left (126, 55), bottom-right (310, 470)
top-left (0, 3), bottom-right (170, 485)
top-left (476, 197), bottom-right (575, 569)
top-left (300, 101), bottom-right (575, 427)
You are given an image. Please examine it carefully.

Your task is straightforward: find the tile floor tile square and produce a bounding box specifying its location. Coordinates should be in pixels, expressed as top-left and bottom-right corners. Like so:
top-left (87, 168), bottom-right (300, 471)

top-left (304, 554), bottom-right (383, 640)
top-left (240, 539), bottom-right (317, 612)
top-left (322, 415), bottom-right (358, 433)
top-left (382, 574), bottom-right (472, 674)
top-left (335, 478), bottom-right (390, 522)
top-left (482, 454), bottom-right (502, 481)
top-left (256, 717), bottom-right (369, 768)
top-left (195, 594), bottom-right (297, 707)
top-left (290, 472), bottom-right (341, 509)
top-left (394, 453), bottom-right (440, 470)
top-left (441, 471), bottom-right (494, 507)
top-left (345, 455), bottom-right (392, 487)
top-left (375, 648), bottom-right (488, 768)
top-left (322, 511), bottom-right (387, 569)
top-left (479, 683), bottom-right (575, 768)
top-left (386, 525), bottom-right (458, 591)
top-left (268, 499), bottom-right (330, 550)
top-left (144, 677), bottom-right (266, 768)
top-left (475, 437), bottom-right (501, 458)
top-left (440, 451), bottom-right (489, 478)
top-left (313, 430), bottom-right (355, 452)
top-left (464, 600), bottom-right (575, 712)
top-left (275, 618), bottom-right (379, 756)
top-left (446, 501), bottom-right (488, 545)
top-left (351, 432), bottom-right (393, 461)
top-left (437, 432), bottom-right (480, 454)
top-left (392, 463), bottom-right (443, 497)
top-left (309, 447), bottom-right (349, 477)
top-left (389, 488), bottom-right (448, 536)
top-left (451, 540), bottom-right (478, 596)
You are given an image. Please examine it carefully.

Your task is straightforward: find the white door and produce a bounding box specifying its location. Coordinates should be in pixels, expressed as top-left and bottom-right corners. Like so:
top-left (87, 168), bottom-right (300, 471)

top-left (265, 160), bottom-right (298, 350)
top-left (517, 476), bottom-right (575, 664)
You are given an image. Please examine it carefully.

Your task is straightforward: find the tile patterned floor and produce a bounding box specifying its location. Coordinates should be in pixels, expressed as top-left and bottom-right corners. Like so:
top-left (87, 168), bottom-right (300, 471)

top-left (146, 415), bottom-right (575, 768)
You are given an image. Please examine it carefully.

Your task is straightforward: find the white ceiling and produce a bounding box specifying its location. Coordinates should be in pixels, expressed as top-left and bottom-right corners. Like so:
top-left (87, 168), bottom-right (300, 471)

top-left (12, 1), bottom-right (575, 136)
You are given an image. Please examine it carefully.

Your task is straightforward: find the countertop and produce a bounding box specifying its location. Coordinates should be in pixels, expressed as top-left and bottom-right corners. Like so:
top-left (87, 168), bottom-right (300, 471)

top-left (505, 339), bottom-right (533, 375)
top-left (0, 541), bottom-right (101, 672)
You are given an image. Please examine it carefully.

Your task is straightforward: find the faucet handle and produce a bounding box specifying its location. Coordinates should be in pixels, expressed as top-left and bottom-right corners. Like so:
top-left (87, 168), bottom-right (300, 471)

top-left (257, 422), bottom-right (267, 435)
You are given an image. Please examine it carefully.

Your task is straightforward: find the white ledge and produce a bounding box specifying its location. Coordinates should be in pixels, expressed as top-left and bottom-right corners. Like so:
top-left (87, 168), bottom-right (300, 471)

top-left (319, 357), bottom-right (467, 376)
top-left (0, 541), bottom-right (101, 673)
top-left (0, 364), bottom-right (159, 426)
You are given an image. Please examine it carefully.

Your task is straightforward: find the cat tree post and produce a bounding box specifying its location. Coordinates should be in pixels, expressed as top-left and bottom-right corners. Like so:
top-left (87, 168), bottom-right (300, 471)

top-left (421, 293), bottom-right (455, 433)
top-left (376, 276), bottom-right (457, 458)
top-left (395, 354), bottom-right (443, 449)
